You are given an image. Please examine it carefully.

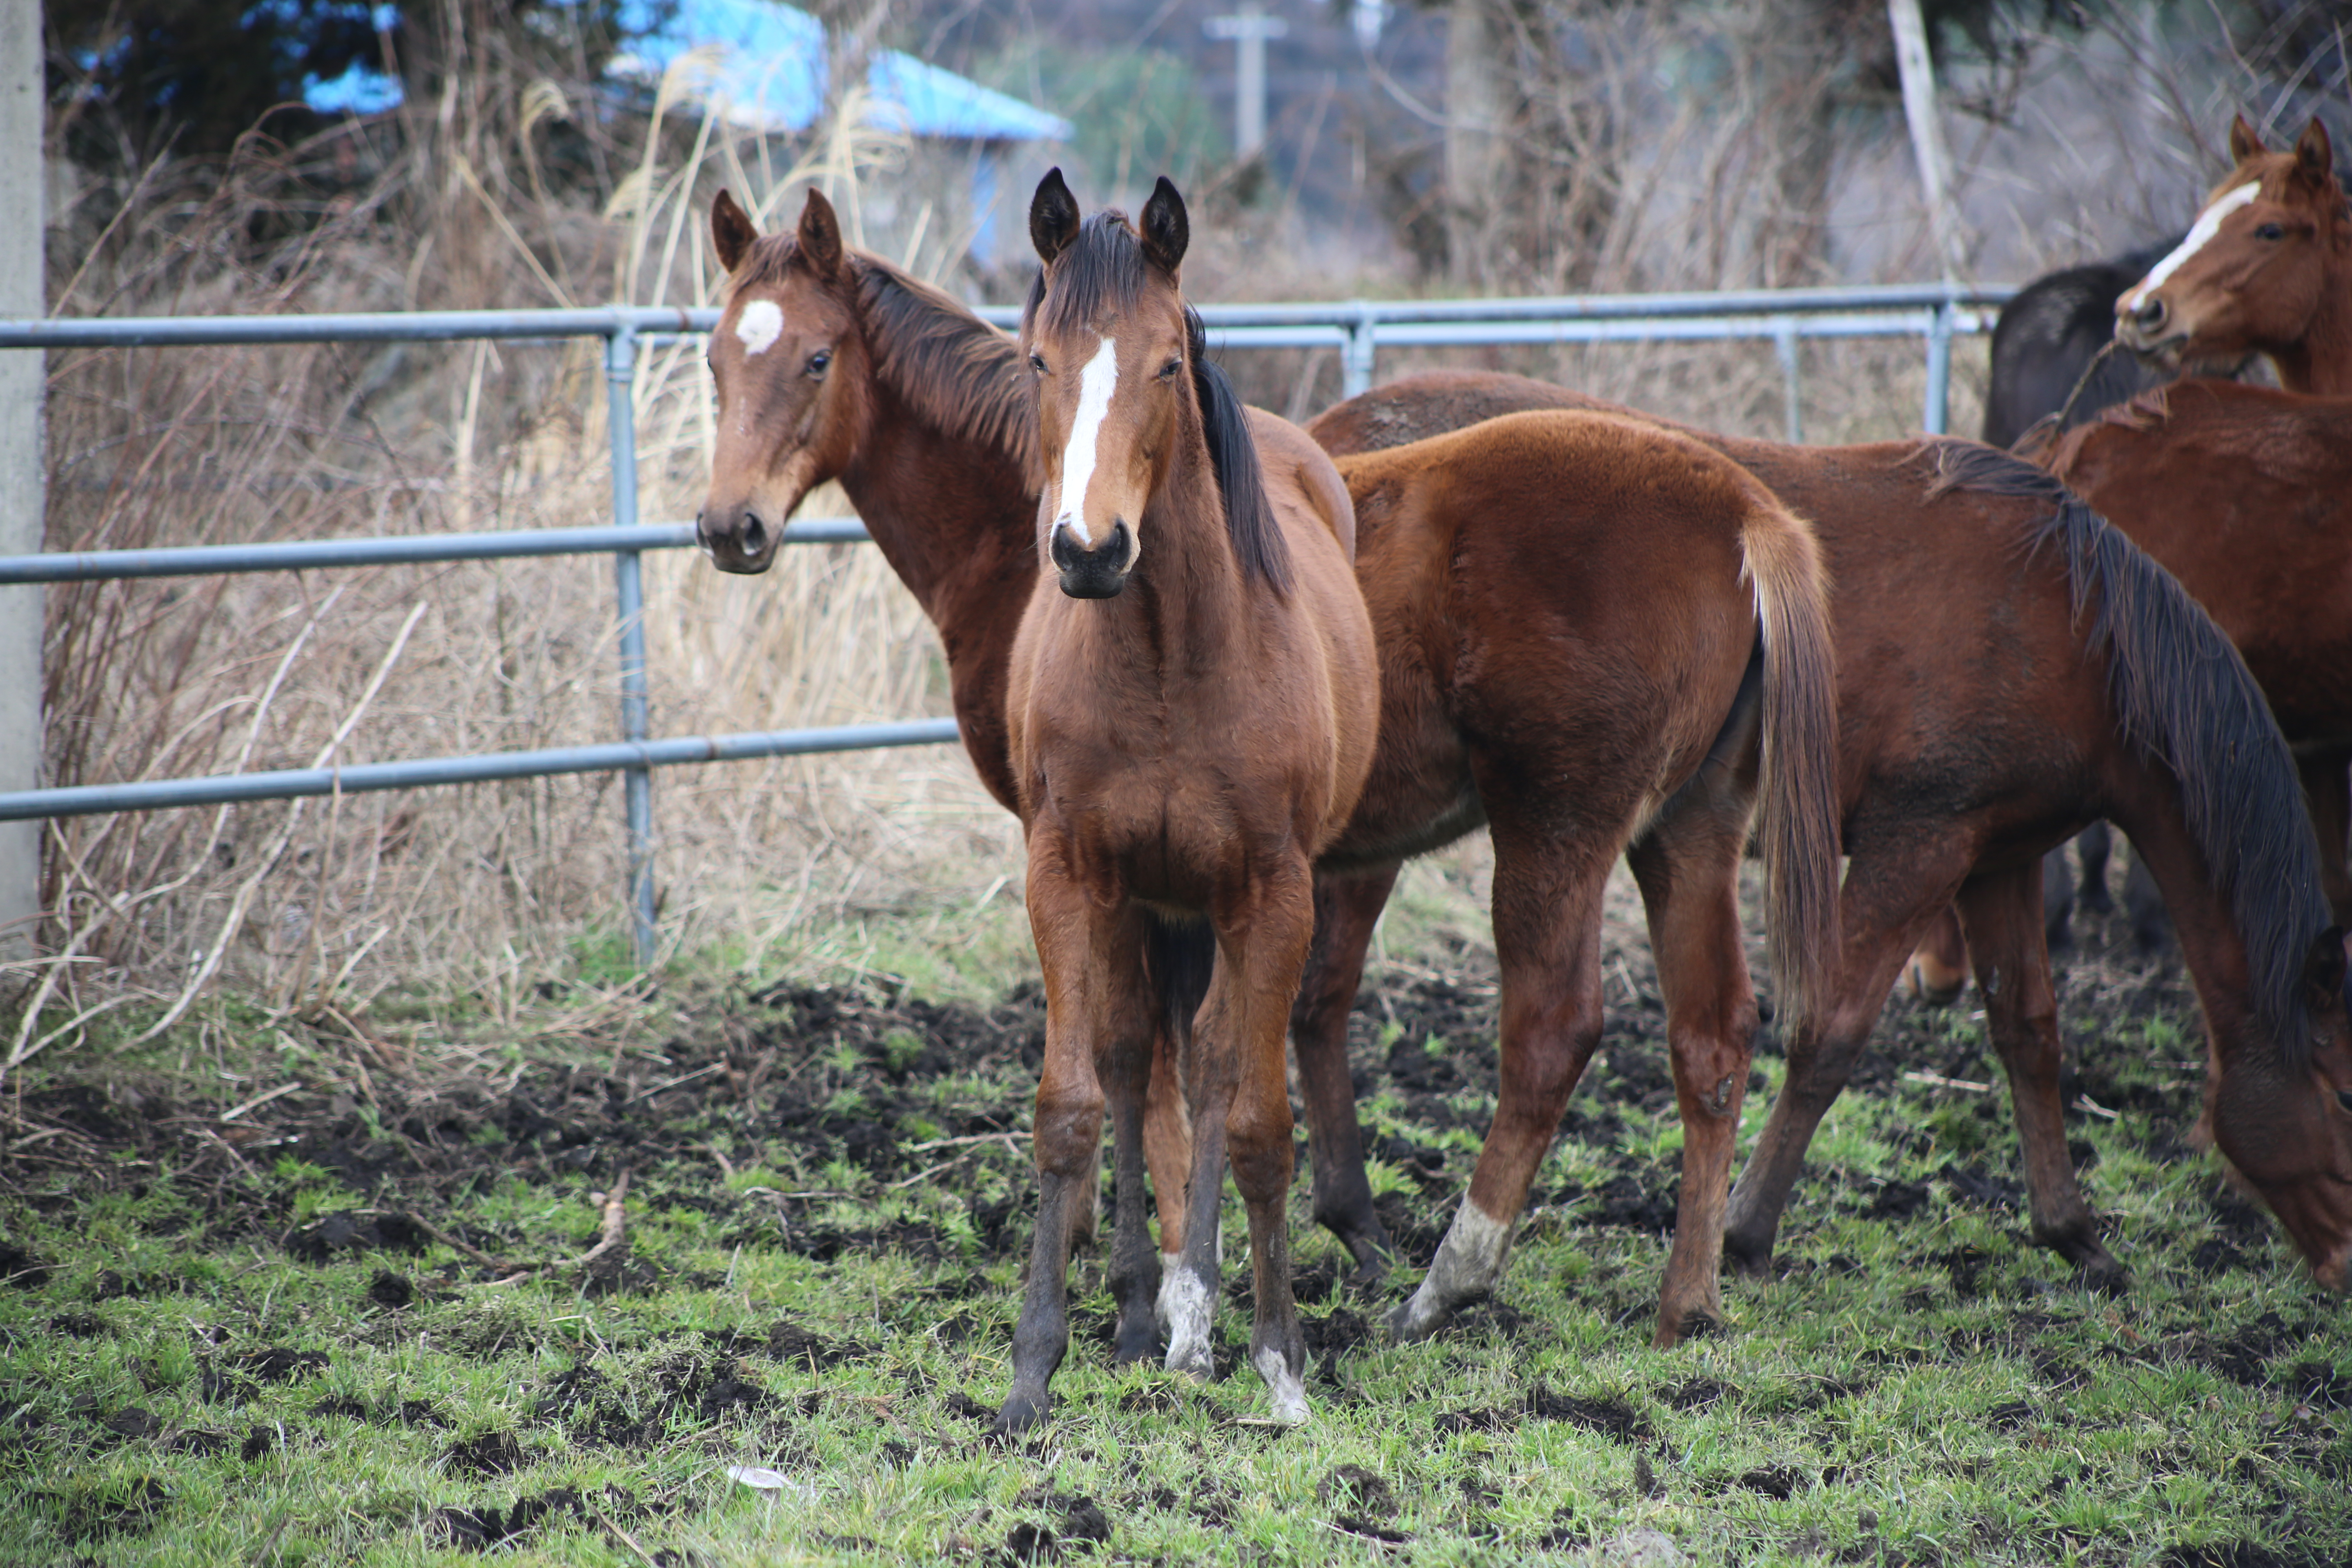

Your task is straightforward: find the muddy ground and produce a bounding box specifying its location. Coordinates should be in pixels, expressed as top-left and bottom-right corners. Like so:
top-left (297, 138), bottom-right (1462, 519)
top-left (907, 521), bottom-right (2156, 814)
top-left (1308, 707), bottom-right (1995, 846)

top-left (2, 882), bottom-right (2346, 1564)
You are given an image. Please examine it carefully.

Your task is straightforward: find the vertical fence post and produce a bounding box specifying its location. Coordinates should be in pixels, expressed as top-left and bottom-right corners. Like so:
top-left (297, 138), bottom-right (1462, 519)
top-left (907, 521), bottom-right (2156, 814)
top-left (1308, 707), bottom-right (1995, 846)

top-left (1921, 298), bottom-right (1954, 436)
top-left (0, 0), bottom-right (41, 961)
top-left (605, 323), bottom-right (657, 967)
top-left (1341, 303), bottom-right (1376, 399)
top-left (1773, 318), bottom-right (1802, 445)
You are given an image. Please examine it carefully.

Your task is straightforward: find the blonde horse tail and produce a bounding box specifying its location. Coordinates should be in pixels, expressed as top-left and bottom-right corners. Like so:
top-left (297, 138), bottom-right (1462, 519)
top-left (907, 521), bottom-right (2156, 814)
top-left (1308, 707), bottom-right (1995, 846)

top-left (1740, 498), bottom-right (1840, 1034)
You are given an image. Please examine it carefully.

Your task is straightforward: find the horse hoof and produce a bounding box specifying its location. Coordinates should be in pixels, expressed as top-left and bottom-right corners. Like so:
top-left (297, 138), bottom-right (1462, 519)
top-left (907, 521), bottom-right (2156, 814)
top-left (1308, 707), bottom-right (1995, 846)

top-left (1382, 1295), bottom-right (1443, 1343)
top-left (1165, 1343), bottom-right (1214, 1382)
top-left (2075, 1254), bottom-right (2132, 1296)
top-left (1720, 1234), bottom-right (1776, 1279)
top-left (989, 1392), bottom-right (1051, 1437)
top-left (1113, 1319), bottom-right (1159, 1365)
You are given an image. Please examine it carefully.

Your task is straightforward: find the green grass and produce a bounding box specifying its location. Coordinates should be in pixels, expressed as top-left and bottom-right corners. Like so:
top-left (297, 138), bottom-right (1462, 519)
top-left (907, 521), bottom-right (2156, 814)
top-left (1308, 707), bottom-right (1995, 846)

top-left (2, 882), bottom-right (2348, 1566)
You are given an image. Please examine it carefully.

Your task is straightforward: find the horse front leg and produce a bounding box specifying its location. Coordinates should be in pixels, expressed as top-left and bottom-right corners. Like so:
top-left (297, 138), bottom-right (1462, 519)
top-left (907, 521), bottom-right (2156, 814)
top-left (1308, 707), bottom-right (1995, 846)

top-left (996, 855), bottom-right (1149, 1434)
top-left (1224, 860), bottom-right (1320, 1422)
top-left (2301, 749), bottom-right (2352, 925)
top-left (1627, 813), bottom-right (1760, 1347)
top-left (1294, 866), bottom-right (1401, 1282)
top-left (1724, 842), bottom-right (1972, 1275)
top-left (1954, 861), bottom-right (2128, 1289)
top-left (1388, 820), bottom-right (1610, 1342)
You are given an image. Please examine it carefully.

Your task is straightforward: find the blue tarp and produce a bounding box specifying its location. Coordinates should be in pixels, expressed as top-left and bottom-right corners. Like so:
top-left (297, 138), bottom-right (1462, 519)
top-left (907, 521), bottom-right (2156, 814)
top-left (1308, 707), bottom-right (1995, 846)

top-left (611, 0), bottom-right (1071, 142)
top-left (305, 0), bottom-right (1069, 144)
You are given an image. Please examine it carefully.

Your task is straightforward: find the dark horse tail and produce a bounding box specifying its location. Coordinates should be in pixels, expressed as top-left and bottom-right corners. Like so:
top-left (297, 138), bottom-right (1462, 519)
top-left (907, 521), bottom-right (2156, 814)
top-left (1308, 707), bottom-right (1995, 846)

top-left (1149, 913), bottom-right (1217, 1051)
top-left (1931, 440), bottom-right (2330, 1061)
top-left (1739, 494), bottom-right (1842, 1034)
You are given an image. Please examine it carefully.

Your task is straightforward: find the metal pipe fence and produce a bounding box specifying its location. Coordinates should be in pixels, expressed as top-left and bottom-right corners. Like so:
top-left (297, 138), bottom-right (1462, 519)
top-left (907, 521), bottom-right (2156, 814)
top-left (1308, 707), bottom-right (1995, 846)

top-left (0, 280), bottom-right (2011, 963)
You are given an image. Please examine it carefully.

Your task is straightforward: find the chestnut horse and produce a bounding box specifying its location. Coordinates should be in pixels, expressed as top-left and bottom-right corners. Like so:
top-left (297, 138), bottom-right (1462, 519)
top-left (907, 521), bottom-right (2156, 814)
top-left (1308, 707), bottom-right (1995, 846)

top-left (2116, 115), bottom-right (2350, 396)
top-left (1307, 370), bottom-right (2352, 1294)
top-left (995, 173), bottom-right (1378, 1431)
top-left (2034, 115), bottom-right (2352, 951)
top-left (2038, 382), bottom-right (2352, 923)
top-left (692, 192), bottom-right (1844, 1349)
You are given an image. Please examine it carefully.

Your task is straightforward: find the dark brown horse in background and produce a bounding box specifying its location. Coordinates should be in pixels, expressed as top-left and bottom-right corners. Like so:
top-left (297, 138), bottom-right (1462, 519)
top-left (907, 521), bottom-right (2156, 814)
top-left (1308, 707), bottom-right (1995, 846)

top-left (997, 173), bottom-right (1377, 1431)
top-left (1983, 235), bottom-right (2180, 449)
top-left (1309, 371), bottom-right (2352, 1294)
top-left (693, 190), bottom-right (1845, 1348)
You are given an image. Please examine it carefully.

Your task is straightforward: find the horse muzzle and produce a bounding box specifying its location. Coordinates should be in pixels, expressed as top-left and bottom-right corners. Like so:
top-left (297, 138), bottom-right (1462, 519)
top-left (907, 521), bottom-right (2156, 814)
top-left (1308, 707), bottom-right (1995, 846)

top-left (698, 503), bottom-right (781, 575)
top-left (1051, 518), bottom-right (1134, 599)
top-left (2115, 295), bottom-right (2183, 361)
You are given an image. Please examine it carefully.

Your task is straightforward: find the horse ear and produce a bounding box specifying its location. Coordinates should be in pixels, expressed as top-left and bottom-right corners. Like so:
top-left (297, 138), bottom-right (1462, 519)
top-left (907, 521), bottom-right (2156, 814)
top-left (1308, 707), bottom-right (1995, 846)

top-left (1139, 176), bottom-right (1189, 276)
top-left (2307, 927), bottom-right (2350, 1014)
top-left (2229, 114), bottom-right (2266, 165)
top-left (712, 189), bottom-right (758, 274)
top-left (799, 189), bottom-right (845, 280)
top-left (2295, 117), bottom-right (2333, 183)
top-left (1030, 168), bottom-right (1081, 265)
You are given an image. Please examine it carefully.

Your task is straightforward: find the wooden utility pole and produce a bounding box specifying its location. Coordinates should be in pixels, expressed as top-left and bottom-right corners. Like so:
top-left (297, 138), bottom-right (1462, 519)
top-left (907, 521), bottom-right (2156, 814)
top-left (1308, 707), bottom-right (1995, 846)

top-left (1888, 0), bottom-right (1965, 279)
top-left (0, 0), bottom-right (42, 960)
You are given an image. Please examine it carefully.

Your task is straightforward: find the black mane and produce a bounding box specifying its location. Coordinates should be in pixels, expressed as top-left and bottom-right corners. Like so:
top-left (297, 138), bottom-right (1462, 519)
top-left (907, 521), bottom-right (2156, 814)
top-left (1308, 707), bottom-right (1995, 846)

top-left (1931, 439), bottom-right (2330, 1062)
top-left (1023, 211), bottom-right (1291, 594)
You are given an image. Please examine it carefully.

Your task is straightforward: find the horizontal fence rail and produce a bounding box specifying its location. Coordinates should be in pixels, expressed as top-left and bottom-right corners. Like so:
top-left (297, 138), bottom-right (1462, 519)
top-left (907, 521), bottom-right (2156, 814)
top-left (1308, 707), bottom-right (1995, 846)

top-left (0, 279), bottom-right (2016, 963)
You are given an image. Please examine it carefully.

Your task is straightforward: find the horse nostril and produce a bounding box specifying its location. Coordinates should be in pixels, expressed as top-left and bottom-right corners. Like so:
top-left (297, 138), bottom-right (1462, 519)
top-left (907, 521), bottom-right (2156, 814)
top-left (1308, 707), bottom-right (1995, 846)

top-left (741, 512), bottom-right (768, 556)
top-left (2133, 297), bottom-right (2168, 333)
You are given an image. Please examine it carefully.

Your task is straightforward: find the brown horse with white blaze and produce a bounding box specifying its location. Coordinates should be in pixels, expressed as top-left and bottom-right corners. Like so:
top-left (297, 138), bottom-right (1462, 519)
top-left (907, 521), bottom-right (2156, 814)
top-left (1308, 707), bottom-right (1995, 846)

top-left (689, 190), bottom-right (1844, 1350)
top-left (2116, 115), bottom-right (2351, 396)
top-left (1308, 370), bottom-right (2352, 1293)
top-left (997, 172), bottom-right (1378, 1432)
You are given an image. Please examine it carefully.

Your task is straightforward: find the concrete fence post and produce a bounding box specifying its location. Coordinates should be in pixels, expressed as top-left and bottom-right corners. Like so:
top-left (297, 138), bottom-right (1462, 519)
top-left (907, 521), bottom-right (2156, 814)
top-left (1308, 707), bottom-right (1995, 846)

top-left (0, 0), bottom-right (45, 961)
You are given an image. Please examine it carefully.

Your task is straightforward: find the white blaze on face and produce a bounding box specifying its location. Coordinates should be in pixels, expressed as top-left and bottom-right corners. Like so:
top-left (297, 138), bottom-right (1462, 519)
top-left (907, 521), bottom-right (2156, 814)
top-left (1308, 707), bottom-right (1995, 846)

top-left (2122, 184), bottom-right (2263, 310)
top-left (734, 299), bottom-right (784, 357)
top-left (1053, 336), bottom-right (1121, 547)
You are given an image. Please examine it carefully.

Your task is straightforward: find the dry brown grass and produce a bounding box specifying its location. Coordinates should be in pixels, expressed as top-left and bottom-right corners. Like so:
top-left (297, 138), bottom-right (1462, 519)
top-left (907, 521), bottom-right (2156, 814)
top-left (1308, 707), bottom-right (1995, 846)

top-left (20, 0), bottom-right (2294, 1060)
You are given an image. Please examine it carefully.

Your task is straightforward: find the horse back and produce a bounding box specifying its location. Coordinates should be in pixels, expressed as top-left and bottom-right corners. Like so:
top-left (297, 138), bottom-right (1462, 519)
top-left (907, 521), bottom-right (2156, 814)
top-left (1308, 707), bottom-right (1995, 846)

top-left (2044, 380), bottom-right (2352, 745)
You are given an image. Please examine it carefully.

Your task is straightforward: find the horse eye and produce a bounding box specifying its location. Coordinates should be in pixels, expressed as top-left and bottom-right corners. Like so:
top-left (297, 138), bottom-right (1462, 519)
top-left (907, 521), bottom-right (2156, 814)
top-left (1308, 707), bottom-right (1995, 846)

top-left (806, 349), bottom-right (832, 376)
top-left (2338, 1089), bottom-right (2352, 1114)
top-left (1159, 358), bottom-right (1183, 381)
top-left (1028, 352), bottom-right (1047, 374)
top-left (2255, 223), bottom-right (2285, 241)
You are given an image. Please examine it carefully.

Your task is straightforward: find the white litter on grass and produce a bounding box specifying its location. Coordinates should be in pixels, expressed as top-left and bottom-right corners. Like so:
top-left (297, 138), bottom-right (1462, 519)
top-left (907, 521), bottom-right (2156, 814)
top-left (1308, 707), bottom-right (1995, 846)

top-left (725, 1465), bottom-right (816, 1499)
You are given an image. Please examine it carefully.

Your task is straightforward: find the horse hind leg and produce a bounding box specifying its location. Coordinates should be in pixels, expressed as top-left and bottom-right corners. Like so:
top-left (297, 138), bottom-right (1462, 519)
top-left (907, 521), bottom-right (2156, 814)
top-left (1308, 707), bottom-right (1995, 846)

top-left (1292, 867), bottom-right (1402, 1284)
top-left (2120, 846), bottom-right (2172, 956)
top-left (2042, 845), bottom-right (2078, 953)
top-left (1724, 841), bottom-right (1975, 1276)
top-left (1627, 802), bottom-right (1760, 1347)
top-left (1389, 818), bottom-right (1612, 1343)
top-left (2073, 822), bottom-right (2114, 920)
top-left (1954, 861), bottom-right (2127, 1289)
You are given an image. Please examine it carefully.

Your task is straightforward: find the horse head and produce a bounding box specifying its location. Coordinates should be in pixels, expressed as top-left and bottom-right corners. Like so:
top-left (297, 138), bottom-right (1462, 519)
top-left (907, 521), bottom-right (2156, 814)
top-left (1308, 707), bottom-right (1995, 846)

top-left (2116, 116), bottom-right (2348, 383)
top-left (1021, 170), bottom-right (1194, 599)
top-left (2205, 926), bottom-right (2352, 1290)
top-left (697, 188), bottom-right (869, 574)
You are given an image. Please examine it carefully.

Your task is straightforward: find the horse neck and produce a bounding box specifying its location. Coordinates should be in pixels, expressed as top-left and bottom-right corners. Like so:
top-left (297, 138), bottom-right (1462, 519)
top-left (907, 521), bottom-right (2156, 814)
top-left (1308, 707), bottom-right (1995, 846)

top-left (834, 357), bottom-right (1038, 813)
top-left (1104, 423), bottom-right (1254, 667)
top-left (2272, 269), bottom-right (2352, 395)
top-left (835, 365), bottom-right (1033, 617)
